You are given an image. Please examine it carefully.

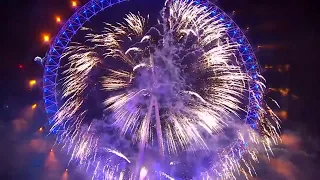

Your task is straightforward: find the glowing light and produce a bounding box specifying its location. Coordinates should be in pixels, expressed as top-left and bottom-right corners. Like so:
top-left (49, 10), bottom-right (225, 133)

top-left (19, 64), bottom-right (23, 69)
top-left (39, 127), bottom-right (43, 132)
top-left (71, 1), bottom-right (78, 8)
top-left (65, 168), bottom-right (68, 172)
top-left (43, 35), bottom-right (50, 42)
top-left (29, 80), bottom-right (37, 87)
top-left (32, 104), bottom-right (37, 109)
top-left (56, 16), bottom-right (62, 23)
top-left (50, 149), bottom-right (53, 152)
top-left (139, 167), bottom-right (148, 180)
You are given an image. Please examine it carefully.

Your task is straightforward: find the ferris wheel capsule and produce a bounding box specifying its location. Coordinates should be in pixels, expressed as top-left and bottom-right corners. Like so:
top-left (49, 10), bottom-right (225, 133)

top-left (34, 56), bottom-right (44, 65)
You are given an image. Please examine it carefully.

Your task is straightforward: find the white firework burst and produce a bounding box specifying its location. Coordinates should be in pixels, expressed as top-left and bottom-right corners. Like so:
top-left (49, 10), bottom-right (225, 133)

top-left (51, 0), bottom-right (281, 179)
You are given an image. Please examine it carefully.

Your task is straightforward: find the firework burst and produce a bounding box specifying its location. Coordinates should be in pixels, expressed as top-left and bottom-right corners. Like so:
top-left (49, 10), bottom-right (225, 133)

top-left (50, 0), bottom-right (280, 179)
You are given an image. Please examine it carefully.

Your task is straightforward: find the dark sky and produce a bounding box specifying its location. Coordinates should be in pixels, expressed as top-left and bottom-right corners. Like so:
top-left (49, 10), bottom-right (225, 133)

top-left (0, 0), bottom-right (319, 179)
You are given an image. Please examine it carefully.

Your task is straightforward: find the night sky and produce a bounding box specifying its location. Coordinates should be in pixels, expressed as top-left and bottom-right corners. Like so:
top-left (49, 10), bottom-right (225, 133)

top-left (1, 0), bottom-right (319, 179)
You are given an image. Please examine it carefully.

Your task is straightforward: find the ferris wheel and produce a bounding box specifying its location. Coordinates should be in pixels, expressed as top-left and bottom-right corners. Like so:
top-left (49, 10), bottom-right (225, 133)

top-left (41, 0), bottom-right (280, 179)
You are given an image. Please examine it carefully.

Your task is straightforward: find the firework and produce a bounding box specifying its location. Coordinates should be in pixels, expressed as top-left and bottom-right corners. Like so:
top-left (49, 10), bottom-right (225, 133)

top-left (50, 0), bottom-right (280, 179)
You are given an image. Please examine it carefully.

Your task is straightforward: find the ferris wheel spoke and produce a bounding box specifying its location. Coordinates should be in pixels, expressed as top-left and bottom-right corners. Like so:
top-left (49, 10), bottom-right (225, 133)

top-left (154, 96), bottom-right (165, 158)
